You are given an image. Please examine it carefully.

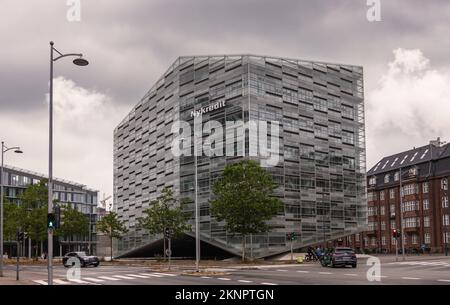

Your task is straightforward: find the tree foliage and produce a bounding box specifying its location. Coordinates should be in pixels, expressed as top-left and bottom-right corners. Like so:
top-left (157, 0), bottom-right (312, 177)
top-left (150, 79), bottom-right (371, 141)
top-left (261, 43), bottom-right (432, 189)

top-left (210, 160), bottom-right (282, 261)
top-left (137, 187), bottom-right (191, 238)
top-left (19, 179), bottom-right (51, 243)
top-left (96, 211), bottom-right (128, 259)
top-left (57, 204), bottom-right (89, 242)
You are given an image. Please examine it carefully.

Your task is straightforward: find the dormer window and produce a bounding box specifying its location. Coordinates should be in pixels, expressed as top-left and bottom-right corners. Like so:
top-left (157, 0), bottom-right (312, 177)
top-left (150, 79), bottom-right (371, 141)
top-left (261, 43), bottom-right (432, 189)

top-left (384, 174), bottom-right (390, 183)
top-left (394, 171), bottom-right (400, 181)
top-left (369, 176), bottom-right (377, 186)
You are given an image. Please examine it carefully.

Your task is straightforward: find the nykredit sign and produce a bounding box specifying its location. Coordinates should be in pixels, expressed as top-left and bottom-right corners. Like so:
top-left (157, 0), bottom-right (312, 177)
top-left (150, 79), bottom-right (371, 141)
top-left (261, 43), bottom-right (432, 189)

top-left (190, 100), bottom-right (226, 117)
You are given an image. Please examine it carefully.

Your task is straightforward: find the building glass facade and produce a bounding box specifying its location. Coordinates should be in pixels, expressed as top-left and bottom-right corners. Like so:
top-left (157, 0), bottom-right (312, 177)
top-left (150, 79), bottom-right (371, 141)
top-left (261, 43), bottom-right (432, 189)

top-left (1, 165), bottom-right (98, 255)
top-left (114, 55), bottom-right (367, 258)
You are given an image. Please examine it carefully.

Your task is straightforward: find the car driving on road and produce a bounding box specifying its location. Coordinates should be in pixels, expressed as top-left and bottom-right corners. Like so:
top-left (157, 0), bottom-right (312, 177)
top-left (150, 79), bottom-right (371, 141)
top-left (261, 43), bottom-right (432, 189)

top-left (63, 251), bottom-right (100, 268)
top-left (320, 247), bottom-right (357, 268)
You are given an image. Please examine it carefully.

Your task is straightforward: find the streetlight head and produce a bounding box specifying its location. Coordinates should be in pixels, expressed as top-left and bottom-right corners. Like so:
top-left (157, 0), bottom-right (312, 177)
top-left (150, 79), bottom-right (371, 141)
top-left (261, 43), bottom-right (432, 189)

top-left (14, 149), bottom-right (23, 154)
top-left (73, 57), bottom-right (89, 66)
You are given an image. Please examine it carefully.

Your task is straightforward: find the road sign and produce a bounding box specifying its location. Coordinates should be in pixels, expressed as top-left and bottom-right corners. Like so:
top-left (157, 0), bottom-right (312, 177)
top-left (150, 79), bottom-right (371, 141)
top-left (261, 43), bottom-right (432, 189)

top-left (165, 249), bottom-right (172, 256)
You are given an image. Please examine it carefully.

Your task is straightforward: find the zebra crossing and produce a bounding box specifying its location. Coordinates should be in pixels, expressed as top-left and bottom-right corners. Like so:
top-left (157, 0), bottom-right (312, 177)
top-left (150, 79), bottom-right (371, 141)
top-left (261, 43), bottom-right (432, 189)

top-left (32, 272), bottom-right (177, 285)
top-left (388, 260), bottom-right (450, 268)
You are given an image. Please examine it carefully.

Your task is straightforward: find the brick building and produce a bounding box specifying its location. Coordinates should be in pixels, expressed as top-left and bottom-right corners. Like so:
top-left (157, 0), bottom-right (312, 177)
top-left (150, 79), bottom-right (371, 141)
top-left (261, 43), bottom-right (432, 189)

top-left (338, 138), bottom-right (450, 254)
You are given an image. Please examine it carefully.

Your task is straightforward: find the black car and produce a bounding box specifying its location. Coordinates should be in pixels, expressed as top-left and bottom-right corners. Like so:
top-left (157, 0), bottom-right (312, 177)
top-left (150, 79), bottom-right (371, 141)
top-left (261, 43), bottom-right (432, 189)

top-left (63, 252), bottom-right (100, 268)
top-left (320, 247), bottom-right (357, 268)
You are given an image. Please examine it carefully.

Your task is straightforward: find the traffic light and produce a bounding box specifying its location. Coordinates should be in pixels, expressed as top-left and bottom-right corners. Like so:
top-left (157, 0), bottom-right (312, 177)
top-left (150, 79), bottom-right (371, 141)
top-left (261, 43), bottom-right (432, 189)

top-left (392, 229), bottom-right (401, 238)
top-left (17, 231), bottom-right (24, 242)
top-left (286, 232), bottom-right (297, 241)
top-left (47, 213), bottom-right (56, 229)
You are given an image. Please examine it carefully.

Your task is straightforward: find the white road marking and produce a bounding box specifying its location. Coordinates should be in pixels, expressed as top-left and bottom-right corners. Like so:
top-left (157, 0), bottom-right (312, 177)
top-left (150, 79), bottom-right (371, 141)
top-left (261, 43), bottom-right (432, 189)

top-left (153, 272), bottom-right (177, 277)
top-left (83, 277), bottom-right (105, 282)
top-left (126, 274), bottom-right (149, 278)
top-left (139, 273), bottom-right (163, 278)
top-left (437, 279), bottom-right (450, 282)
top-left (261, 282), bottom-right (277, 285)
top-left (33, 280), bottom-right (48, 285)
top-left (68, 278), bottom-right (97, 284)
top-left (237, 280), bottom-right (253, 283)
top-left (319, 272), bottom-right (333, 275)
top-left (201, 276), bottom-right (211, 279)
top-left (98, 276), bottom-right (121, 281)
top-left (344, 274), bottom-right (358, 276)
top-left (217, 278), bottom-right (231, 281)
top-left (53, 279), bottom-right (70, 285)
top-left (113, 275), bottom-right (135, 280)
top-left (276, 269), bottom-right (288, 272)
top-left (402, 277), bottom-right (421, 280)
top-left (296, 270), bottom-right (310, 273)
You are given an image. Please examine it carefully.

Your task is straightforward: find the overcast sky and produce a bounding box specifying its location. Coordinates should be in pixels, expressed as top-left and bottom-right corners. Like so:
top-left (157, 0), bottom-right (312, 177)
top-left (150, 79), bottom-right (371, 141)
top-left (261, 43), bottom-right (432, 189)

top-left (1, 0), bottom-right (450, 202)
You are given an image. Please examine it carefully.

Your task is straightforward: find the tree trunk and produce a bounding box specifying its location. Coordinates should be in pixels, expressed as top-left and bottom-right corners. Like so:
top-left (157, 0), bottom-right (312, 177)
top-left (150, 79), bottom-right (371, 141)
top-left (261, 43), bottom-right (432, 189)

top-left (110, 235), bottom-right (113, 261)
top-left (242, 235), bottom-right (246, 262)
top-left (163, 237), bottom-right (167, 261)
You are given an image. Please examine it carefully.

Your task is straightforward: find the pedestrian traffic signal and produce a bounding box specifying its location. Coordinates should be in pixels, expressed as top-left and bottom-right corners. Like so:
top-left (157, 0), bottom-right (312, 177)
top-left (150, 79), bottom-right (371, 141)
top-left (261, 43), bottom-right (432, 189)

top-left (47, 213), bottom-right (56, 229)
top-left (392, 229), bottom-right (401, 238)
top-left (17, 231), bottom-right (24, 242)
top-left (286, 232), bottom-right (297, 241)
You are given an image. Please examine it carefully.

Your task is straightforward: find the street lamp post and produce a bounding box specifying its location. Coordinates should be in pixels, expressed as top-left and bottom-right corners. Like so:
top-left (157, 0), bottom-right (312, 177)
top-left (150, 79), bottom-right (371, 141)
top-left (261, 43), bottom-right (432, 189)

top-left (48, 41), bottom-right (89, 285)
top-left (399, 167), bottom-right (406, 261)
top-left (0, 142), bottom-right (23, 277)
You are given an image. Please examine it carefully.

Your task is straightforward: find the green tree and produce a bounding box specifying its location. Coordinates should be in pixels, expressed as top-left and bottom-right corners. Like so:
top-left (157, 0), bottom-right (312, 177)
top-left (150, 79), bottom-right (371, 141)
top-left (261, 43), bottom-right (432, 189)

top-left (19, 179), bottom-right (53, 258)
top-left (56, 204), bottom-right (89, 252)
top-left (210, 160), bottom-right (282, 261)
top-left (96, 212), bottom-right (128, 260)
top-left (3, 200), bottom-right (23, 242)
top-left (138, 187), bottom-right (191, 258)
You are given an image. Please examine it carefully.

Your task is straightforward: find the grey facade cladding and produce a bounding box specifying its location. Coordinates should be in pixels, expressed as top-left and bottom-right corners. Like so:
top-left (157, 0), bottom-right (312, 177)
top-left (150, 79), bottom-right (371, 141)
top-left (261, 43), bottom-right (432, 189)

top-left (114, 55), bottom-right (367, 258)
top-left (1, 165), bottom-right (99, 253)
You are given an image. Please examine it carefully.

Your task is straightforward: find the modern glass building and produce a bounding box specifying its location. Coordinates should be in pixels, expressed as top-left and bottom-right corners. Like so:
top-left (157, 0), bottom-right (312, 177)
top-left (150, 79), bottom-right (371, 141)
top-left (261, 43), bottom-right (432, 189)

top-left (1, 165), bottom-right (98, 256)
top-left (114, 55), bottom-right (367, 258)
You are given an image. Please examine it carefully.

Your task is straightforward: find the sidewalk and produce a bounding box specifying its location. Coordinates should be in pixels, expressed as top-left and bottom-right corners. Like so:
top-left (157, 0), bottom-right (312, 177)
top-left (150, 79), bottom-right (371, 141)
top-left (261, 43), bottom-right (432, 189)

top-left (0, 275), bottom-right (35, 285)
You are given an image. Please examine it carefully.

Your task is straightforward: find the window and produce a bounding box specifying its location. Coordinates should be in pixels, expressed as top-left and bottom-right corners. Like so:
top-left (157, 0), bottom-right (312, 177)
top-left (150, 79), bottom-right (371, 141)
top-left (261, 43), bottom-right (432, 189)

top-left (380, 191), bottom-right (385, 201)
top-left (381, 221), bottom-right (386, 230)
top-left (402, 184), bottom-right (418, 196)
top-left (390, 204), bottom-right (396, 216)
top-left (355, 234), bottom-right (360, 242)
top-left (401, 200), bottom-right (419, 212)
top-left (405, 217), bottom-right (420, 228)
top-left (368, 207), bottom-right (378, 216)
top-left (390, 222), bottom-right (396, 229)
top-left (380, 206), bottom-right (385, 216)
top-left (412, 234), bottom-right (419, 245)
top-left (442, 197), bottom-right (449, 208)
top-left (391, 237), bottom-right (397, 245)
top-left (424, 233), bottom-right (431, 244)
top-left (423, 199), bottom-right (429, 210)
top-left (384, 174), bottom-right (390, 183)
top-left (367, 192), bottom-right (375, 202)
top-left (422, 182), bottom-right (429, 194)
top-left (443, 214), bottom-right (450, 226)
top-left (445, 232), bottom-right (450, 244)
top-left (442, 178), bottom-right (448, 190)
top-left (369, 176), bottom-right (376, 186)
top-left (424, 216), bottom-right (430, 227)
top-left (390, 189), bottom-right (395, 199)
top-left (410, 152), bottom-right (418, 162)
top-left (381, 236), bottom-right (386, 246)
top-left (394, 172), bottom-right (399, 181)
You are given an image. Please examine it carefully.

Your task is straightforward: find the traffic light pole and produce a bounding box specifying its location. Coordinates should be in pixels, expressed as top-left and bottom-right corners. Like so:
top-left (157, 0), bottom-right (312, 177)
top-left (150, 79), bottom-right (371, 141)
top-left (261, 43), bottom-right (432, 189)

top-left (16, 230), bottom-right (20, 281)
top-left (290, 239), bottom-right (294, 262)
top-left (395, 236), bottom-right (398, 262)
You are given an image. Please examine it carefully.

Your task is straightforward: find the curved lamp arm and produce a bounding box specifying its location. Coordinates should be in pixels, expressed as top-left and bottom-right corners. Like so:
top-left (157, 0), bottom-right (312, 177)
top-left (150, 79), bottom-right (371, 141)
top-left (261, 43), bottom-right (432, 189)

top-left (2, 146), bottom-right (21, 153)
top-left (53, 53), bottom-right (83, 62)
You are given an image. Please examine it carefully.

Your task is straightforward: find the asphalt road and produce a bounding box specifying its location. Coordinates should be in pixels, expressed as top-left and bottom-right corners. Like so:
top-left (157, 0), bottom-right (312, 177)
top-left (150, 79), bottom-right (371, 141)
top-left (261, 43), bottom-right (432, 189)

top-left (3, 257), bottom-right (450, 285)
